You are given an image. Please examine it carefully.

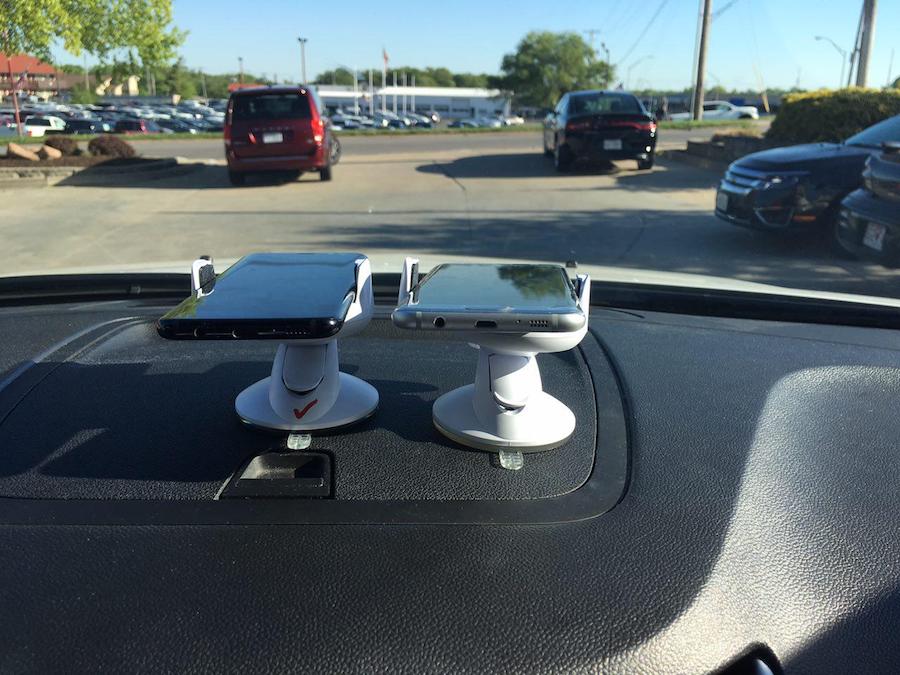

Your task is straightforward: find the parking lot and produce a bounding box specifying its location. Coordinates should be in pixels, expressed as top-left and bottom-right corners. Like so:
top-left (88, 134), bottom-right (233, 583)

top-left (2, 130), bottom-right (899, 298)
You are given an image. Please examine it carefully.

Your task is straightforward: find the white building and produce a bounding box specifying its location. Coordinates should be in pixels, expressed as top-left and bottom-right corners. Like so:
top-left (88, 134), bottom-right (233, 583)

top-left (313, 84), bottom-right (511, 119)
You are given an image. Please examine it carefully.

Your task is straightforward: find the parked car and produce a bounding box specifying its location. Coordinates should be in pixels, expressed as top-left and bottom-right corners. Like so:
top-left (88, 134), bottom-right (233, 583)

top-left (64, 118), bottom-right (110, 134)
top-left (155, 118), bottom-right (199, 134)
top-left (448, 119), bottom-right (480, 128)
top-left (23, 115), bottom-right (67, 137)
top-left (543, 90), bottom-right (658, 171)
top-left (835, 141), bottom-right (900, 266)
top-left (504, 114), bottom-right (526, 125)
top-left (225, 85), bottom-right (336, 185)
top-left (114, 119), bottom-right (161, 134)
top-left (670, 100), bottom-right (759, 121)
top-left (715, 114), bottom-right (900, 233)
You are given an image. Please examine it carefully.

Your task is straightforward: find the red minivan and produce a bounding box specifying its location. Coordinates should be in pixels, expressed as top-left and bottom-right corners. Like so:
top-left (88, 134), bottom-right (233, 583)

top-left (224, 86), bottom-right (335, 186)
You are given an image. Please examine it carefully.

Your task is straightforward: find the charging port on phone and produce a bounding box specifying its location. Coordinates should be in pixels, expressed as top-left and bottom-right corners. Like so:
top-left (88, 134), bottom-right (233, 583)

top-left (474, 320), bottom-right (497, 329)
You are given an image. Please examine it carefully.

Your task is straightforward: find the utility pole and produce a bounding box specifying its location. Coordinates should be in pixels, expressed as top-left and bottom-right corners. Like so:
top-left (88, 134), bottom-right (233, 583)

top-left (201, 71), bottom-right (208, 99)
top-left (691, 0), bottom-right (713, 120)
top-left (856, 0), bottom-right (877, 87)
top-left (600, 42), bottom-right (611, 88)
top-left (238, 56), bottom-right (244, 84)
top-left (83, 52), bottom-right (89, 90)
top-left (297, 37), bottom-right (308, 84)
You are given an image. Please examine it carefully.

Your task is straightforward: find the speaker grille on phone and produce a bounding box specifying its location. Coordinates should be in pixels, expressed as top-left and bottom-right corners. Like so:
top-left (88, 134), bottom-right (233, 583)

top-left (529, 320), bottom-right (550, 328)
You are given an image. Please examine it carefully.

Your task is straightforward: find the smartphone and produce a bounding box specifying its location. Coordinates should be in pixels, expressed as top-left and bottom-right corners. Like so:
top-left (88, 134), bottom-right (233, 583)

top-left (392, 263), bottom-right (586, 332)
top-left (157, 252), bottom-right (361, 340)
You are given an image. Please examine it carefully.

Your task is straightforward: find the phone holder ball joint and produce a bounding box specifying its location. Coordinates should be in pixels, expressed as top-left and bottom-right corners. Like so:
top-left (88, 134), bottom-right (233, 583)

top-left (395, 258), bottom-right (590, 463)
top-left (221, 257), bottom-right (379, 432)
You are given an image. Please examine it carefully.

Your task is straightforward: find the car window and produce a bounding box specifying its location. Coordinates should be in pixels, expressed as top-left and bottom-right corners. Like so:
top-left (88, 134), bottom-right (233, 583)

top-left (570, 93), bottom-right (642, 116)
top-left (703, 103), bottom-right (718, 112)
top-left (232, 94), bottom-right (312, 122)
top-left (845, 115), bottom-right (900, 147)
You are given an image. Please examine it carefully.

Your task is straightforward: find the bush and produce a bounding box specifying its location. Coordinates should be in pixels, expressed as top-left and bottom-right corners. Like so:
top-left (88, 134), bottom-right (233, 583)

top-left (88, 134), bottom-right (136, 158)
top-left (44, 136), bottom-right (80, 156)
top-left (767, 88), bottom-right (900, 144)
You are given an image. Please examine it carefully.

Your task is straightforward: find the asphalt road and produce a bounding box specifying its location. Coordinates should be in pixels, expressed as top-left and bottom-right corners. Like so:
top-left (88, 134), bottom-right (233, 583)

top-left (2, 127), bottom-right (898, 300)
top-left (128, 124), bottom-right (762, 160)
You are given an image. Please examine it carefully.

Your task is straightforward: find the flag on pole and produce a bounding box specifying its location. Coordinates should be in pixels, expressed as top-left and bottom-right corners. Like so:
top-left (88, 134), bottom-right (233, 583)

top-left (382, 48), bottom-right (389, 68)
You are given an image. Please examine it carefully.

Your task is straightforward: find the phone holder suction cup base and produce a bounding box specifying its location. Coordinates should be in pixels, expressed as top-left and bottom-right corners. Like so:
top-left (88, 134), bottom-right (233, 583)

top-left (432, 346), bottom-right (576, 452)
top-left (235, 343), bottom-right (378, 432)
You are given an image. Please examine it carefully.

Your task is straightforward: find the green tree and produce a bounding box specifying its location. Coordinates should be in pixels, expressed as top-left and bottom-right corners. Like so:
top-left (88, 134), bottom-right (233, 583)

top-left (2, 0), bottom-right (183, 63)
top-left (69, 84), bottom-right (97, 104)
top-left (314, 68), bottom-right (355, 86)
top-left (158, 58), bottom-right (197, 97)
top-left (453, 73), bottom-right (490, 88)
top-left (498, 31), bottom-right (614, 109)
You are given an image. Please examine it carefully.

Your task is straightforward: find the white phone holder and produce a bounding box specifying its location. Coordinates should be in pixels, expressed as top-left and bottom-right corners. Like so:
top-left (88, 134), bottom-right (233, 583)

top-left (397, 258), bottom-right (590, 453)
top-left (226, 256), bottom-right (379, 432)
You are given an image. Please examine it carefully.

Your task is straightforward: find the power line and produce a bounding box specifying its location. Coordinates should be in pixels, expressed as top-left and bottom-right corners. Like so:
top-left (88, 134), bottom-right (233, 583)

top-left (617, 0), bottom-right (671, 66)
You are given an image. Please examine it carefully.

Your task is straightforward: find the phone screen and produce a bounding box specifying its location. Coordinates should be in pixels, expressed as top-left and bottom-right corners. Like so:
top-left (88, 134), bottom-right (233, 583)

top-left (413, 264), bottom-right (578, 311)
top-left (158, 253), bottom-right (361, 339)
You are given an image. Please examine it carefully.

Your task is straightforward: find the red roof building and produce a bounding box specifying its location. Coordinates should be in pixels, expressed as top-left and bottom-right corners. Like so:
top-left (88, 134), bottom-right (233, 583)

top-left (0, 53), bottom-right (60, 98)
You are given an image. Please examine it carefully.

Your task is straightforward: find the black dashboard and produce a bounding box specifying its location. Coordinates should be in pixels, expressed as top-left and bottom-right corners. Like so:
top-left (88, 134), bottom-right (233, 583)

top-left (0, 274), bottom-right (898, 673)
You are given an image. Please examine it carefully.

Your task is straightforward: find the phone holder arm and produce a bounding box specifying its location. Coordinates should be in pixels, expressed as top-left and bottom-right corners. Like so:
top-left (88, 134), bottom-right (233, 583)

top-left (398, 256), bottom-right (419, 305)
top-left (191, 257), bottom-right (216, 297)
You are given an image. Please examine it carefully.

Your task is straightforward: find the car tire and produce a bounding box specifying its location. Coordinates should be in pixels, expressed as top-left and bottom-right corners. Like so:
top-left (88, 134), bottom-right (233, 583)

top-left (554, 142), bottom-right (573, 172)
top-left (228, 171), bottom-right (245, 187)
top-left (637, 154), bottom-right (655, 170)
top-left (320, 165), bottom-right (332, 182)
top-left (330, 137), bottom-right (342, 165)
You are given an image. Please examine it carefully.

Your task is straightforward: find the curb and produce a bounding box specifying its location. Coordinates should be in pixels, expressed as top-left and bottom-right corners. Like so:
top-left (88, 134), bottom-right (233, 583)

top-left (0, 157), bottom-right (201, 188)
top-left (659, 149), bottom-right (729, 172)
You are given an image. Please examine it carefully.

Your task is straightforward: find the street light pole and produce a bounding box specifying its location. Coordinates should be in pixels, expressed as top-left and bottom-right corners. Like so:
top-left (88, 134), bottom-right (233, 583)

top-left (297, 37), bottom-right (308, 84)
top-left (815, 36), bottom-right (848, 89)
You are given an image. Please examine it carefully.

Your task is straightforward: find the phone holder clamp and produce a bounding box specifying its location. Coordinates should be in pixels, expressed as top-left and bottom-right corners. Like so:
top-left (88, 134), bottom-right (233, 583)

top-left (232, 257), bottom-right (379, 432)
top-left (398, 257), bottom-right (590, 455)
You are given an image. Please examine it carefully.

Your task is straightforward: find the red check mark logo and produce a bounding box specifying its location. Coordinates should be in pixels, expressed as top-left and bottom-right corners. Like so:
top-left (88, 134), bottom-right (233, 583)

top-left (293, 399), bottom-right (319, 419)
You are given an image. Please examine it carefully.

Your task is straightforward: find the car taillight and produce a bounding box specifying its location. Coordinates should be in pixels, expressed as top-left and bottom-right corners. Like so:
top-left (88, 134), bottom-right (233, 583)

top-left (606, 120), bottom-right (656, 132)
top-left (566, 119), bottom-right (592, 133)
top-left (312, 117), bottom-right (325, 144)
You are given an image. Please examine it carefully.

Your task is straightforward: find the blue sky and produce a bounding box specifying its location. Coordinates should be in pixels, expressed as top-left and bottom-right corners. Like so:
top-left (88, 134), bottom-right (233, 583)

top-left (58, 0), bottom-right (898, 90)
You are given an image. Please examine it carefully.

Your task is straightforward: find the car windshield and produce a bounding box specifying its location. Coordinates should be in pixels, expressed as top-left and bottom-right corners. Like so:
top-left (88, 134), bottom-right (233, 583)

top-left (570, 93), bottom-right (643, 116)
top-left (232, 93), bottom-right (311, 121)
top-left (846, 115), bottom-right (900, 147)
top-left (1, 0), bottom-right (899, 308)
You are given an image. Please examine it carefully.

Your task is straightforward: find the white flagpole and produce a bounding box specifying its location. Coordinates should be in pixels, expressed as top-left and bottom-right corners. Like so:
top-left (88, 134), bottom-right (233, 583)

top-left (369, 69), bottom-right (374, 115)
top-left (381, 54), bottom-right (387, 113)
top-left (411, 75), bottom-right (415, 113)
top-left (392, 71), bottom-right (397, 114)
top-left (402, 72), bottom-right (407, 114)
top-left (353, 66), bottom-right (359, 114)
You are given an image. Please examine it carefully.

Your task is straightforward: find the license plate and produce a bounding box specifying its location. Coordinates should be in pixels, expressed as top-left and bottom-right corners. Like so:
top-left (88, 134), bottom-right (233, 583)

top-left (863, 222), bottom-right (886, 251)
top-left (262, 132), bottom-right (283, 144)
top-left (603, 139), bottom-right (623, 150)
top-left (716, 191), bottom-right (728, 212)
